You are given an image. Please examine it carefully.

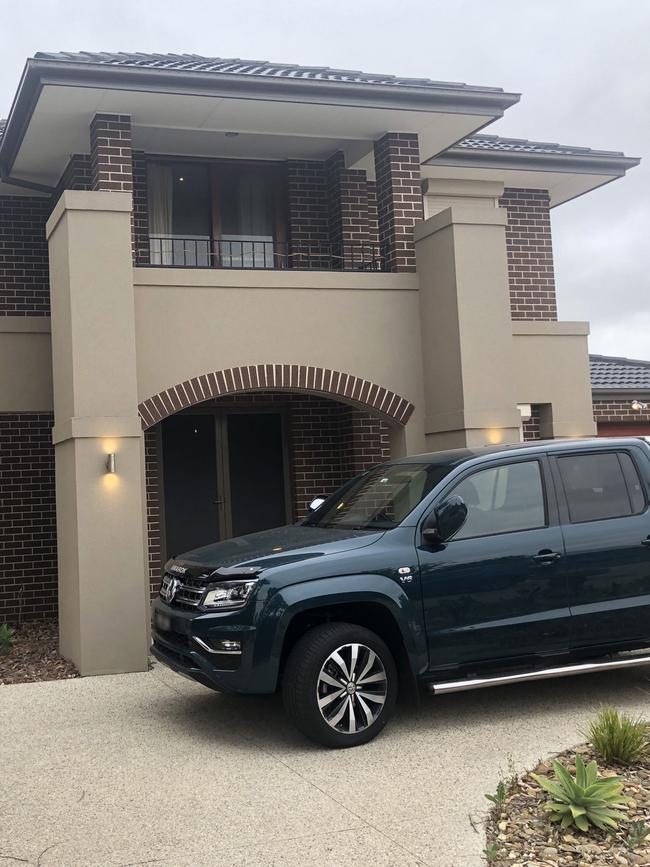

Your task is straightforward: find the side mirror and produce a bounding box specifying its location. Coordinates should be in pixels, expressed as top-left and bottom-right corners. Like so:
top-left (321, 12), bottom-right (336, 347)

top-left (309, 495), bottom-right (327, 512)
top-left (422, 495), bottom-right (467, 545)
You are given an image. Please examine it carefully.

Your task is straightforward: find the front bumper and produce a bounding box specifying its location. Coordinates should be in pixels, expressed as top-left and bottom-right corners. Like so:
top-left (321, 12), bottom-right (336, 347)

top-left (150, 597), bottom-right (274, 694)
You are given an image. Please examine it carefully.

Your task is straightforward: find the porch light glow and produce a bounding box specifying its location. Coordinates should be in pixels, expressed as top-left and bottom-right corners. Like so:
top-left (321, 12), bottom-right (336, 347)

top-left (632, 399), bottom-right (649, 411)
top-left (105, 453), bottom-right (116, 474)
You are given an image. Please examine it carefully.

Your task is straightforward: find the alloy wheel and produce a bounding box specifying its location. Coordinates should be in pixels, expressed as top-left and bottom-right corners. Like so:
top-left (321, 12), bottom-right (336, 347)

top-left (316, 642), bottom-right (388, 734)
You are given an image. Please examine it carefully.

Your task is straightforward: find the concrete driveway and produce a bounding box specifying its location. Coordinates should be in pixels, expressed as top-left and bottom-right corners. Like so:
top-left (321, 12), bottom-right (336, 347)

top-left (1, 661), bottom-right (649, 867)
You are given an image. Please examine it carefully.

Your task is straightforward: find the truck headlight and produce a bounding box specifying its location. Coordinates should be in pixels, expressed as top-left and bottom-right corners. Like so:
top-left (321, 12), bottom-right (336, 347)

top-left (202, 579), bottom-right (258, 611)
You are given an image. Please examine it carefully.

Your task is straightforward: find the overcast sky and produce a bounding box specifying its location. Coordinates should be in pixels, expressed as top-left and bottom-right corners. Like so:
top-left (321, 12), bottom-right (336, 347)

top-left (1, 0), bottom-right (648, 358)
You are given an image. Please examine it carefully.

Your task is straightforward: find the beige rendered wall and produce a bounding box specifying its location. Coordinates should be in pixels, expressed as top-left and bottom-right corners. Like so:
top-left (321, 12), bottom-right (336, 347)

top-left (0, 318), bottom-right (53, 411)
top-left (133, 269), bottom-right (428, 455)
top-left (512, 321), bottom-right (596, 437)
top-left (415, 203), bottom-right (521, 449)
top-left (47, 191), bottom-right (150, 676)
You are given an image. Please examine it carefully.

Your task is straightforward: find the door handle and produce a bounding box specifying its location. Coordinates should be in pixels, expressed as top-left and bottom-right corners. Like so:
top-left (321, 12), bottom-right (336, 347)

top-left (533, 550), bottom-right (562, 565)
top-left (642, 537), bottom-right (650, 548)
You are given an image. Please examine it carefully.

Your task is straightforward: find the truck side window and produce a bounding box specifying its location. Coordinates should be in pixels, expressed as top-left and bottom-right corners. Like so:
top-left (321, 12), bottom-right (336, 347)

top-left (557, 451), bottom-right (645, 523)
top-left (448, 460), bottom-right (546, 540)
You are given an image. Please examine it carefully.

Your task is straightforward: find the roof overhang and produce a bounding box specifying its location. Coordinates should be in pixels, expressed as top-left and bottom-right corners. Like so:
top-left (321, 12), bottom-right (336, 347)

top-left (423, 146), bottom-right (640, 206)
top-left (0, 57), bottom-right (520, 190)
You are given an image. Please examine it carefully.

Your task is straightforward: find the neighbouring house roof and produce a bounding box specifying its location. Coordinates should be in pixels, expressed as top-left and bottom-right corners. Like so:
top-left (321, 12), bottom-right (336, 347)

top-left (31, 51), bottom-right (508, 94)
top-left (590, 354), bottom-right (650, 392)
top-left (456, 134), bottom-right (627, 159)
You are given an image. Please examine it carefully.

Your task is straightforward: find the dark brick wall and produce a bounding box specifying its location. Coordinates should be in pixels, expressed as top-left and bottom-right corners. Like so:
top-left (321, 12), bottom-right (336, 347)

top-left (500, 188), bottom-right (557, 321)
top-left (325, 151), bottom-right (371, 267)
top-left (144, 427), bottom-right (163, 598)
top-left (287, 160), bottom-right (329, 252)
top-left (593, 399), bottom-right (650, 426)
top-left (367, 181), bottom-right (379, 250)
top-left (521, 405), bottom-right (542, 441)
top-left (132, 151), bottom-right (149, 263)
top-left (90, 113), bottom-right (133, 193)
top-left (144, 392), bottom-right (390, 595)
top-left (0, 413), bottom-right (57, 622)
top-left (373, 133), bottom-right (423, 272)
top-left (56, 154), bottom-right (91, 196)
top-left (0, 196), bottom-right (51, 316)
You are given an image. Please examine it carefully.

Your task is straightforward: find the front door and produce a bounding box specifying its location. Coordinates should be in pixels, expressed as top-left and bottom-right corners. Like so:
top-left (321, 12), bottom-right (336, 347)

top-left (417, 456), bottom-right (570, 672)
top-left (162, 409), bottom-right (289, 557)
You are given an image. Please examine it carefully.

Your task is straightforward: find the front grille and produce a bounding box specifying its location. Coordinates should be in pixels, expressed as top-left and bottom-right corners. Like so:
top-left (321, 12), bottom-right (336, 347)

top-left (160, 572), bottom-right (210, 608)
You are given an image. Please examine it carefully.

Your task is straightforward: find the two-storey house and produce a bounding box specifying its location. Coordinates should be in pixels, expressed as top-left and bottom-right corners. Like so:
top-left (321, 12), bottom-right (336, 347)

top-left (0, 52), bottom-right (639, 674)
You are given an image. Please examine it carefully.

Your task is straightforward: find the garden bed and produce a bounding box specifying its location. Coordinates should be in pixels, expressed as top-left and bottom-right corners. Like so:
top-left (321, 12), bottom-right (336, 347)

top-left (485, 743), bottom-right (650, 865)
top-left (0, 621), bottom-right (78, 684)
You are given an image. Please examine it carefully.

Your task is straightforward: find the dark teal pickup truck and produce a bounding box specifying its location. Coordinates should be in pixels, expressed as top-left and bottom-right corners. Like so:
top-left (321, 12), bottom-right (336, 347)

top-left (152, 437), bottom-right (650, 747)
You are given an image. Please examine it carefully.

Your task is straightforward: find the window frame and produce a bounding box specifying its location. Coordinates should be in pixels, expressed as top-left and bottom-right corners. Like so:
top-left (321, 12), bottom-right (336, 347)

top-left (549, 447), bottom-right (649, 526)
top-left (421, 455), bottom-right (555, 543)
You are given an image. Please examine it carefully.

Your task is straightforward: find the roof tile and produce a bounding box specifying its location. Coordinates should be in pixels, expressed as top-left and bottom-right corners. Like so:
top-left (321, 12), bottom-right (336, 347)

top-left (32, 51), bottom-right (504, 93)
top-left (455, 134), bottom-right (625, 158)
top-left (590, 354), bottom-right (650, 390)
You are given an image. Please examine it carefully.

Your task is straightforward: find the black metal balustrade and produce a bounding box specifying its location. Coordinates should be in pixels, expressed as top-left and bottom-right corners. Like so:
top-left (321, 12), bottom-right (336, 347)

top-left (138, 236), bottom-right (390, 272)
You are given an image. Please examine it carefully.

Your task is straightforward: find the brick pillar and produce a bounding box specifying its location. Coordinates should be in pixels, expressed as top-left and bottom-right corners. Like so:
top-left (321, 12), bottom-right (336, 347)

top-left (287, 160), bottom-right (329, 267)
top-left (90, 114), bottom-right (133, 193)
top-left (325, 152), bottom-right (370, 269)
top-left (499, 188), bottom-right (557, 321)
top-left (132, 151), bottom-right (149, 264)
top-left (373, 133), bottom-right (423, 272)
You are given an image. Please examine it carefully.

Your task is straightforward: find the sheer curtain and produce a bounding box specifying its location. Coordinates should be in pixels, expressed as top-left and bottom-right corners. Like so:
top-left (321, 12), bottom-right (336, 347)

top-left (223, 174), bottom-right (274, 268)
top-left (147, 164), bottom-right (173, 265)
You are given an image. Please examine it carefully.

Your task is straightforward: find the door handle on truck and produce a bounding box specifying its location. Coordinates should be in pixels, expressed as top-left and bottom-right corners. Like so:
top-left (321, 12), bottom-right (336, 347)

top-left (533, 550), bottom-right (562, 564)
top-left (642, 537), bottom-right (650, 548)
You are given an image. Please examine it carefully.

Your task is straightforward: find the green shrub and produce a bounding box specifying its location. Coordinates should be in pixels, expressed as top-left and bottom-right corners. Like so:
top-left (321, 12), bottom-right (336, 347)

top-left (626, 820), bottom-right (650, 850)
top-left (585, 706), bottom-right (650, 765)
top-left (532, 754), bottom-right (632, 832)
top-left (485, 779), bottom-right (507, 807)
top-left (0, 623), bottom-right (15, 654)
top-left (483, 842), bottom-right (499, 862)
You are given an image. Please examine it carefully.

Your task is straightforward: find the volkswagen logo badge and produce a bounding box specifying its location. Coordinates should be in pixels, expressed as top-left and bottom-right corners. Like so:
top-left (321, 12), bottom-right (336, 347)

top-left (164, 576), bottom-right (182, 604)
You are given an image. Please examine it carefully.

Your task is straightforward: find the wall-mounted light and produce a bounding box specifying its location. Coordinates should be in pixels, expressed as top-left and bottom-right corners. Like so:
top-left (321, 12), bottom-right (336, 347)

top-left (632, 399), bottom-right (649, 411)
top-left (105, 453), bottom-right (116, 474)
top-left (517, 403), bottom-right (533, 422)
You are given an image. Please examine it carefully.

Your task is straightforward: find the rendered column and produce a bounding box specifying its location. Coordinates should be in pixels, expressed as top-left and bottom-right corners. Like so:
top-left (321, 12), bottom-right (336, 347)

top-left (415, 203), bottom-right (521, 449)
top-left (46, 190), bottom-right (149, 675)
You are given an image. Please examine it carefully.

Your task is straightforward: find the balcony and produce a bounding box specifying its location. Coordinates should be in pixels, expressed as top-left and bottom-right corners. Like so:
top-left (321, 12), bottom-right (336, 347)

top-left (136, 236), bottom-right (390, 272)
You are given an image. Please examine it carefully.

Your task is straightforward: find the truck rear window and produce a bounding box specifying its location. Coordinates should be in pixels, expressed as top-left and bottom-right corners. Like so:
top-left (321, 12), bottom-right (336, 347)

top-left (557, 451), bottom-right (646, 523)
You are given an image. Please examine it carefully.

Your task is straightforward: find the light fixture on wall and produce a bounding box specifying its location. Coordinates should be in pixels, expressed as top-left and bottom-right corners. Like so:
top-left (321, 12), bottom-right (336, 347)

top-left (632, 399), bottom-right (649, 411)
top-left (105, 453), bottom-right (116, 474)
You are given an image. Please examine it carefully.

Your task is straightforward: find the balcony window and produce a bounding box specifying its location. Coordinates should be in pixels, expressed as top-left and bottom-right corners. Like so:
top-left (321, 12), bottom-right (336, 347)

top-left (147, 160), bottom-right (285, 268)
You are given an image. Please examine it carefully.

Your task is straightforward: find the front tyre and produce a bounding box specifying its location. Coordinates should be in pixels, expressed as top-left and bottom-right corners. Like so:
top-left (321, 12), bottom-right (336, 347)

top-left (282, 622), bottom-right (398, 748)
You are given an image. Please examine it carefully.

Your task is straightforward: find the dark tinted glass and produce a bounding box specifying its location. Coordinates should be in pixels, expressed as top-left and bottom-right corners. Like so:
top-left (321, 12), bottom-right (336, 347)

top-left (449, 460), bottom-right (546, 540)
top-left (307, 463), bottom-right (452, 530)
top-left (619, 452), bottom-right (646, 513)
top-left (557, 452), bottom-right (643, 523)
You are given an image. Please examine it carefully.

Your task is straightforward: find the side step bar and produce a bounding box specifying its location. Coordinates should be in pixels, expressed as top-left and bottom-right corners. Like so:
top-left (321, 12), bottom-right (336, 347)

top-left (428, 653), bottom-right (650, 695)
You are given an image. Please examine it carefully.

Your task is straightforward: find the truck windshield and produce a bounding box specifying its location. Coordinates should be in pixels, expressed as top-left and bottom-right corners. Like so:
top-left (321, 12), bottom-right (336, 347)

top-left (306, 462), bottom-right (452, 530)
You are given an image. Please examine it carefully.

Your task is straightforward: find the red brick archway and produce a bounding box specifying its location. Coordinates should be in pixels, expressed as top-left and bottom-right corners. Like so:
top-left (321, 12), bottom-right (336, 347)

top-left (138, 364), bottom-right (414, 429)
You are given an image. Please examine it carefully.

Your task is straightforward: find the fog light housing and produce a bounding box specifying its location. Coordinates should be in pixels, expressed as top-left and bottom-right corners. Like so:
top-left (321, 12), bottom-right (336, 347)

top-left (193, 636), bottom-right (242, 655)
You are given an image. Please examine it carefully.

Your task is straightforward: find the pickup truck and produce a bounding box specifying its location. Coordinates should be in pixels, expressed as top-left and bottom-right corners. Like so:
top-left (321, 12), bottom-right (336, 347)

top-left (151, 437), bottom-right (650, 747)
